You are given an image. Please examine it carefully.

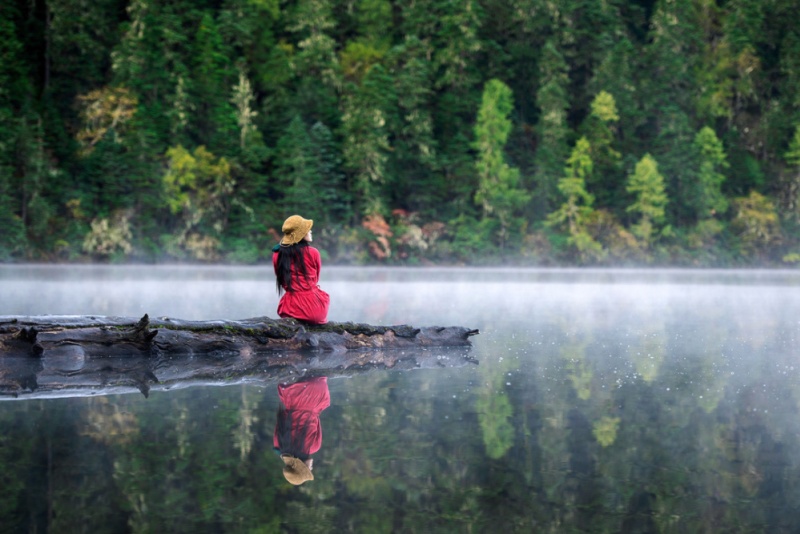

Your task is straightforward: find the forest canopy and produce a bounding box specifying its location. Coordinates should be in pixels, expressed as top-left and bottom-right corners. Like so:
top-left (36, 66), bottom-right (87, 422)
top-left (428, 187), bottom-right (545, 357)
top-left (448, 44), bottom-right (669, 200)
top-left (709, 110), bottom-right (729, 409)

top-left (1, 0), bottom-right (800, 266)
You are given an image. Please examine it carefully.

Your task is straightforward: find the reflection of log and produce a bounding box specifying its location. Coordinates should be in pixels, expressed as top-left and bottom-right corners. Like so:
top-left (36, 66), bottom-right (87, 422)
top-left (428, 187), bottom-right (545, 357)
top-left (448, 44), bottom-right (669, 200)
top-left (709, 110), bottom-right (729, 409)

top-left (0, 345), bottom-right (478, 399)
top-left (0, 314), bottom-right (479, 398)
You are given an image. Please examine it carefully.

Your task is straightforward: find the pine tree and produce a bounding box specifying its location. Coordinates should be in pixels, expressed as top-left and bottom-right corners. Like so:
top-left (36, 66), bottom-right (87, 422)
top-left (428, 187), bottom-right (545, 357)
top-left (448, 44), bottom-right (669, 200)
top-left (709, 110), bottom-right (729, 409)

top-left (546, 137), bottom-right (604, 262)
top-left (308, 121), bottom-right (349, 225)
top-left (588, 37), bottom-right (642, 161)
top-left (533, 39), bottom-right (570, 217)
top-left (581, 91), bottom-right (623, 213)
top-left (626, 154), bottom-right (669, 249)
top-left (640, 0), bottom-right (702, 227)
top-left (692, 126), bottom-right (729, 220)
top-left (431, 0), bottom-right (482, 90)
top-left (384, 38), bottom-right (441, 216)
top-left (340, 65), bottom-right (394, 216)
top-left (191, 12), bottom-right (238, 155)
top-left (274, 115), bottom-right (346, 221)
top-left (474, 79), bottom-right (531, 248)
top-left (287, 0), bottom-right (341, 126)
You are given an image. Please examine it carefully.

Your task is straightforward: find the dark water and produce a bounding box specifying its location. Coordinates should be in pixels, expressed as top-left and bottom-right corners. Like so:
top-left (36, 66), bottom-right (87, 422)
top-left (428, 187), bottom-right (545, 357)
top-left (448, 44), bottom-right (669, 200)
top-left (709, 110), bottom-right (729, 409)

top-left (2, 266), bottom-right (800, 533)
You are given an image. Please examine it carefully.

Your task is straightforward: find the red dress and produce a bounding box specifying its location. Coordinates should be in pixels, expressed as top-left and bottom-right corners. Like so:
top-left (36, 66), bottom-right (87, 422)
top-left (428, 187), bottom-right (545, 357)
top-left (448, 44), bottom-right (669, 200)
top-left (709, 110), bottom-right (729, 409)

top-left (273, 377), bottom-right (331, 457)
top-left (272, 246), bottom-right (330, 324)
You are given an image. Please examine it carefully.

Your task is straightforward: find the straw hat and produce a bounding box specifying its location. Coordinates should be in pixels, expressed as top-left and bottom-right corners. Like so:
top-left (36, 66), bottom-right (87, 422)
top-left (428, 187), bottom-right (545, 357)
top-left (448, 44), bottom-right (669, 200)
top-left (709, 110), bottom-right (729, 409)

top-left (280, 215), bottom-right (313, 246)
top-left (281, 454), bottom-right (314, 485)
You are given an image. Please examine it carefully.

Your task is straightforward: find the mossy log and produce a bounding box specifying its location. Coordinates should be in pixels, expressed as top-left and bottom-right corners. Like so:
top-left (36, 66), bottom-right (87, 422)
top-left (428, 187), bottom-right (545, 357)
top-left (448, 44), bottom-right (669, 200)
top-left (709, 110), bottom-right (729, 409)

top-left (0, 314), bottom-right (478, 357)
top-left (0, 314), bottom-right (479, 398)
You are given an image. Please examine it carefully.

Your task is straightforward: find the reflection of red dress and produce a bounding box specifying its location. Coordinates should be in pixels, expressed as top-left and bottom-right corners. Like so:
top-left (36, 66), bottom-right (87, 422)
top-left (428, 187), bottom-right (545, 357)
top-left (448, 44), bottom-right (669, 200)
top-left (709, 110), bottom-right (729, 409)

top-left (273, 377), bottom-right (331, 457)
top-left (272, 246), bottom-right (330, 324)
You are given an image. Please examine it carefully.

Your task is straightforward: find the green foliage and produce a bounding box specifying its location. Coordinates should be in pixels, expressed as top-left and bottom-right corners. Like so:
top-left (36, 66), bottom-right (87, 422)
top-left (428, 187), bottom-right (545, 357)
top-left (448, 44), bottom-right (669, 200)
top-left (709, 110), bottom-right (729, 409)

top-left (590, 90), bottom-right (619, 124)
top-left (786, 126), bottom-right (800, 168)
top-left (533, 40), bottom-right (570, 215)
top-left (731, 191), bottom-right (781, 258)
top-left (1, 0), bottom-right (800, 264)
top-left (474, 79), bottom-right (531, 248)
top-left (275, 116), bottom-right (349, 224)
top-left (430, 0), bottom-right (482, 90)
top-left (626, 154), bottom-right (669, 249)
top-left (546, 137), bottom-right (605, 262)
top-left (162, 145), bottom-right (235, 260)
top-left (692, 126), bottom-right (729, 219)
top-left (582, 91), bottom-right (623, 213)
top-left (83, 210), bottom-right (134, 259)
top-left (341, 65), bottom-right (393, 215)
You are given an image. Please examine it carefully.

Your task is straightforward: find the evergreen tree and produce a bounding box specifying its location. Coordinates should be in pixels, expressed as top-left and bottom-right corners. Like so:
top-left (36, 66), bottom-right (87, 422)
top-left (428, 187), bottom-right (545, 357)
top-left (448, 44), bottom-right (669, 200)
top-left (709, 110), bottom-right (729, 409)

top-left (588, 37), bottom-right (642, 162)
top-left (546, 137), bottom-right (604, 262)
top-left (274, 115), bottom-right (313, 210)
top-left (559, 0), bottom-right (620, 116)
top-left (581, 91), bottom-right (623, 213)
top-left (431, 0), bottom-right (482, 90)
top-left (308, 121), bottom-right (349, 225)
top-left (340, 65), bottom-right (394, 216)
top-left (385, 38), bottom-right (441, 216)
top-left (626, 154), bottom-right (669, 250)
top-left (474, 79), bottom-right (531, 248)
top-left (692, 126), bottom-right (729, 220)
top-left (424, 0), bottom-right (484, 219)
top-left (287, 0), bottom-right (341, 126)
top-left (640, 0), bottom-right (702, 227)
top-left (192, 12), bottom-right (238, 155)
top-left (46, 0), bottom-right (124, 116)
top-left (274, 115), bottom-right (347, 224)
top-left (687, 126), bottom-right (730, 251)
top-left (533, 40), bottom-right (570, 217)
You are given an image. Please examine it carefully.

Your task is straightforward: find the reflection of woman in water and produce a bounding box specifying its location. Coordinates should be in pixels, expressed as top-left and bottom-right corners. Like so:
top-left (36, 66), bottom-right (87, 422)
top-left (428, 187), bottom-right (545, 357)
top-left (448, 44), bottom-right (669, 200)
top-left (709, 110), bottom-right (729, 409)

top-left (273, 376), bottom-right (331, 485)
top-left (272, 215), bottom-right (330, 325)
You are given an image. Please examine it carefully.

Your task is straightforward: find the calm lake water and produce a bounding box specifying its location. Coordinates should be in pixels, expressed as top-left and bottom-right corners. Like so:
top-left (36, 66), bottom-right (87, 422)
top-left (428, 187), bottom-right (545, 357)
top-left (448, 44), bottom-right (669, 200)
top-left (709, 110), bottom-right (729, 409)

top-left (1, 265), bottom-right (800, 533)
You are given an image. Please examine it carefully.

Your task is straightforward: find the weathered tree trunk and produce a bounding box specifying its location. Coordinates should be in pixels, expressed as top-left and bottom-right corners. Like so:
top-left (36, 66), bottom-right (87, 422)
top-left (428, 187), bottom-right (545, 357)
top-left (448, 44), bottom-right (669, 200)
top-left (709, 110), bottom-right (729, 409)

top-left (0, 314), bottom-right (478, 357)
top-left (0, 314), bottom-right (479, 398)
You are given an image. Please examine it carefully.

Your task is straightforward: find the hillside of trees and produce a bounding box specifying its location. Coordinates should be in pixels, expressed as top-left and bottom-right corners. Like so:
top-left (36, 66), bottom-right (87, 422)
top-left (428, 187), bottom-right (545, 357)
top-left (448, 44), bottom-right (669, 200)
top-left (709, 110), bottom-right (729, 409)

top-left (1, 0), bottom-right (799, 266)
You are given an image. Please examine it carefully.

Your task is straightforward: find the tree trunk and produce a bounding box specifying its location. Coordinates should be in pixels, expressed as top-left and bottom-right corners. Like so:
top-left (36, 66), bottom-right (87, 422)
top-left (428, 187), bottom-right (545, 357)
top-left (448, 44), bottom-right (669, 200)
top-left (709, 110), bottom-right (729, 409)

top-left (0, 314), bottom-right (479, 399)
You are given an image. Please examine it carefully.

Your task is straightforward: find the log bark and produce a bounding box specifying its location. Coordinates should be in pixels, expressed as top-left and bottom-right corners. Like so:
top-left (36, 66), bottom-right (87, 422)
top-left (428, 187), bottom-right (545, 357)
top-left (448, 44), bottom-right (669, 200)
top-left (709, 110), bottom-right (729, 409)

top-left (0, 314), bottom-right (479, 399)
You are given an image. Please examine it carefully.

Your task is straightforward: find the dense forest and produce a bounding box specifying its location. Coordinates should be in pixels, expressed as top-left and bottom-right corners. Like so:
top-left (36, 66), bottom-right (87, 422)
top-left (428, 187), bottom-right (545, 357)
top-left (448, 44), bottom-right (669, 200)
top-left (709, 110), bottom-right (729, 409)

top-left (1, 0), bottom-right (800, 266)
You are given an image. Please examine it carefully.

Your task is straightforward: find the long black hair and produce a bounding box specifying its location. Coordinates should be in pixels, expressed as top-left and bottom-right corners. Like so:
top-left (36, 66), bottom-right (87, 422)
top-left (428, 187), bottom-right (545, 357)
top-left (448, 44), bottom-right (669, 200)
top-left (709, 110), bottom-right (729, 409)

top-left (275, 241), bottom-right (310, 294)
top-left (274, 406), bottom-right (311, 460)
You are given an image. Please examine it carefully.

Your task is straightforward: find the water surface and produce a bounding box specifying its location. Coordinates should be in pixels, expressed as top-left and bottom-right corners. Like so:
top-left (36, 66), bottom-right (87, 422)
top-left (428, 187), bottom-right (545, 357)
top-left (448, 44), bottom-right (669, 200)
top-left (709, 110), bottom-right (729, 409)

top-left (1, 265), bottom-right (799, 532)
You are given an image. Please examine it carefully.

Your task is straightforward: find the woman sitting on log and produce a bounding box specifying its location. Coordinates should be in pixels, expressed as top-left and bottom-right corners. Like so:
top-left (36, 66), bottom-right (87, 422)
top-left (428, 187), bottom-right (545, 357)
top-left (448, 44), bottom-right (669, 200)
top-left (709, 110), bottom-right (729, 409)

top-left (272, 215), bottom-right (330, 325)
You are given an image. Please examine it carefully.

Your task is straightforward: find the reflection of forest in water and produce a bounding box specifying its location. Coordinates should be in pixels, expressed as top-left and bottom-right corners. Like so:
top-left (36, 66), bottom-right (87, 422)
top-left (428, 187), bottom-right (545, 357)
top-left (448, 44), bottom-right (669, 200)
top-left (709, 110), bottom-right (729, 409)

top-left (1, 268), bottom-right (800, 532)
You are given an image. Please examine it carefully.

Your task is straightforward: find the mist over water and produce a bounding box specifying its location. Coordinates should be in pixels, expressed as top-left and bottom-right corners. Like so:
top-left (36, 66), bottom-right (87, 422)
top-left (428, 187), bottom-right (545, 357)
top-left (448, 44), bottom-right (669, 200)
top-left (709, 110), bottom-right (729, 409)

top-left (2, 265), bottom-right (800, 532)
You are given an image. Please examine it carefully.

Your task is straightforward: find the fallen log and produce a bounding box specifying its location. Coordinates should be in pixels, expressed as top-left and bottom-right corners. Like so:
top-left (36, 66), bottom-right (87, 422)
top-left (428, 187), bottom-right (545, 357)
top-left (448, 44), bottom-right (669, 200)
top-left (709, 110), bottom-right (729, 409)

top-left (0, 314), bottom-right (479, 398)
top-left (0, 314), bottom-right (479, 357)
